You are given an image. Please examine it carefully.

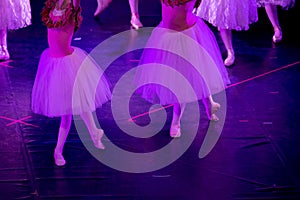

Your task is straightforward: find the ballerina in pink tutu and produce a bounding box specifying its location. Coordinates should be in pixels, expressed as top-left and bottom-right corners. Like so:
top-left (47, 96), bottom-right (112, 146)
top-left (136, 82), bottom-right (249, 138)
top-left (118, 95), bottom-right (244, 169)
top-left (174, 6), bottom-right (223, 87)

top-left (0, 0), bottom-right (31, 60)
top-left (134, 0), bottom-right (230, 138)
top-left (257, 0), bottom-right (295, 43)
top-left (194, 0), bottom-right (258, 66)
top-left (94, 0), bottom-right (143, 30)
top-left (31, 0), bottom-right (111, 166)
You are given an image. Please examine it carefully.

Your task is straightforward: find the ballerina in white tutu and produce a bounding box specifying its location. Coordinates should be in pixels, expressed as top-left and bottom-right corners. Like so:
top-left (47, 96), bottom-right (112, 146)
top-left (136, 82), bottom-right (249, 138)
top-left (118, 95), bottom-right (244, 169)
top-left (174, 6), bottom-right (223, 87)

top-left (31, 0), bottom-right (111, 166)
top-left (94, 0), bottom-right (143, 30)
top-left (134, 0), bottom-right (230, 138)
top-left (257, 0), bottom-right (295, 43)
top-left (194, 0), bottom-right (258, 66)
top-left (0, 0), bottom-right (31, 60)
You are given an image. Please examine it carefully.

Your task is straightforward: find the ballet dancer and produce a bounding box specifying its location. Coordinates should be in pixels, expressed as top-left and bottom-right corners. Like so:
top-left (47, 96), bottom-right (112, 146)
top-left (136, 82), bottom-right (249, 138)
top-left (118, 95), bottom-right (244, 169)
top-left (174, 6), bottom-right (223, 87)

top-left (32, 0), bottom-right (111, 166)
top-left (134, 0), bottom-right (230, 138)
top-left (194, 0), bottom-right (258, 66)
top-left (94, 0), bottom-right (143, 30)
top-left (257, 0), bottom-right (295, 43)
top-left (0, 0), bottom-right (31, 60)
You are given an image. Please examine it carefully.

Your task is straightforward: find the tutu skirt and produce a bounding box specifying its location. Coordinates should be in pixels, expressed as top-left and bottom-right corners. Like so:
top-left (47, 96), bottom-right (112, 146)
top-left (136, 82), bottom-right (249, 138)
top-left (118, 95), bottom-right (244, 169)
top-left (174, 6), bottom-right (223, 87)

top-left (257, 0), bottom-right (295, 9)
top-left (195, 0), bottom-right (258, 30)
top-left (134, 19), bottom-right (230, 105)
top-left (32, 47), bottom-right (111, 117)
top-left (0, 0), bottom-right (31, 30)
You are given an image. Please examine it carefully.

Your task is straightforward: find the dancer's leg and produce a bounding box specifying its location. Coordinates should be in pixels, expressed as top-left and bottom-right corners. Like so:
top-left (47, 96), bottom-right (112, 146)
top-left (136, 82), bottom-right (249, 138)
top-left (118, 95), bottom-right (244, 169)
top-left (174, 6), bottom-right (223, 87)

top-left (80, 112), bottom-right (105, 149)
top-left (129, 0), bottom-right (143, 29)
top-left (94, 0), bottom-right (112, 17)
top-left (219, 28), bottom-right (235, 66)
top-left (54, 115), bottom-right (72, 166)
top-left (170, 103), bottom-right (186, 138)
top-left (265, 4), bottom-right (282, 43)
top-left (202, 96), bottom-right (220, 121)
top-left (0, 29), bottom-right (9, 60)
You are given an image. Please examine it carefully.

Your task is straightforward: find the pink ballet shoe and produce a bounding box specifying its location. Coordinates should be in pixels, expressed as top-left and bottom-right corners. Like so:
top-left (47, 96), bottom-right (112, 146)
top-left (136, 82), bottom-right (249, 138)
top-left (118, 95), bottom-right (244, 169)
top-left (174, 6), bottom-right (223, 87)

top-left (54, 149), bottom-right (66, 166)
top-left (210, 113), bottom-right (219, 122)
top-left (0, 45), bottom-right (10, 61)
top-left (170, 124), bottom-right (181, 138)
top-left (91, 129), bottom-right (105, 149)
top-left (130, 15), bottom-right (143, 30)
top-left (206, 102), bottom-right (220, 122)
top-left (272, 28), bottom-right (282, 43)
top-left (224, 51), bottom-right (235, 67)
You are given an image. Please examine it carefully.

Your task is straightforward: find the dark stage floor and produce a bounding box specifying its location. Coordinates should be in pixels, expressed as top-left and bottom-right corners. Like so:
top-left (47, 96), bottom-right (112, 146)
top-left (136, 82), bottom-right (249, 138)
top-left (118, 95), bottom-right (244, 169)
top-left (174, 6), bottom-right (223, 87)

top-left (1, 0), bottom-right (300, 199)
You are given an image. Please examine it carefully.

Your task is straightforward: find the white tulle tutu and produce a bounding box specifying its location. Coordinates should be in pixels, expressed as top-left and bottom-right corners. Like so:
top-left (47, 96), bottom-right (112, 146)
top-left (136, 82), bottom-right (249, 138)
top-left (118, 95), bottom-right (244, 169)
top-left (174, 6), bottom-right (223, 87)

top-left (195, 0), bottom-right (258, 30)
top-left (0, 0), bottom-right (31, 30)
top-left (134, 19), bottom-right (230, 105)
top-left (257, 0), bottom-right (295, 9)
top-left (32, 47), bottom-right (111, 117)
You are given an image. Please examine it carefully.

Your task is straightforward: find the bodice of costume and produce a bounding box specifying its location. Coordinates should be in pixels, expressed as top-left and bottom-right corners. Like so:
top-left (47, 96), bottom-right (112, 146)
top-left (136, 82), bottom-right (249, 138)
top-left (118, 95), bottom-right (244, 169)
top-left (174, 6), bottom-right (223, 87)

top-left (41, 0), bottom-right (82, 31)
top-left (162, 0), bottom-right (193, 7)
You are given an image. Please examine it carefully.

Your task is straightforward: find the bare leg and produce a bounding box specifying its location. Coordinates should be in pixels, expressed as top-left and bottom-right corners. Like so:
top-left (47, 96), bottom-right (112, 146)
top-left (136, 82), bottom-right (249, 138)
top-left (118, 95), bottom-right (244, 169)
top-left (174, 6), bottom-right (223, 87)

top-left (265, 4), bottom-right (282, 43)
top-left (202, 96), bottom-right (220, 121)
top-left (54, 115), bottom-right (72, 166)
top-left (0, 29), bottom-right (7, 46)
top-left (0, 29), bottom-right (9, 60)
top-left (219, 28), bottom-right (235, 66)
top-left (129, 0), bottom-right (143, 29)
top-left (94, 0), bottom-right (112, 17)
top-left (170, 103), bottom-right (186, 138)
top-left (80, 112), bottom-right (105, 149)
top-left (129, 0), bottom-right (139, 16)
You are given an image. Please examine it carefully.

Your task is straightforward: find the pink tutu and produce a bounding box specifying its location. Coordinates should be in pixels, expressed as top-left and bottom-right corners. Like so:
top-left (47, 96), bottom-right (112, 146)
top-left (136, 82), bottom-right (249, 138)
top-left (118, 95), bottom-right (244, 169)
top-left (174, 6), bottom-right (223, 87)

top-left (134, 18), bottom-right (230, 105)
top-left (32, 47), bottom-right (111, 117)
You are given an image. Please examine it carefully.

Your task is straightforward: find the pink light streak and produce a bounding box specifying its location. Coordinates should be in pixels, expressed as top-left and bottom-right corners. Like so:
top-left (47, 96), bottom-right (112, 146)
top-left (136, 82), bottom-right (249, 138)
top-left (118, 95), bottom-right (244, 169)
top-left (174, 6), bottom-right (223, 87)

top-left (0, 115), bottom-right (39, 128)
top-left (128, 61), bottom-right (300, 122)
top-left (128, 104), bottom-right (174, 122)
top-left (129, 59), bottom-right (140, 62)
top-left (0, 60), bottom-right (14, 68)
top-left (226, 61), bottom-right (300, 89)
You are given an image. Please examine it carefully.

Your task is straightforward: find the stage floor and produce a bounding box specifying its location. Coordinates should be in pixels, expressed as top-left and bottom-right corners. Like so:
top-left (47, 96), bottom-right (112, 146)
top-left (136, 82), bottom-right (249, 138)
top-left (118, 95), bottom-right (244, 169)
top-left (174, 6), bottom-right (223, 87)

top-left (0, 1), bottom-right (300, 199)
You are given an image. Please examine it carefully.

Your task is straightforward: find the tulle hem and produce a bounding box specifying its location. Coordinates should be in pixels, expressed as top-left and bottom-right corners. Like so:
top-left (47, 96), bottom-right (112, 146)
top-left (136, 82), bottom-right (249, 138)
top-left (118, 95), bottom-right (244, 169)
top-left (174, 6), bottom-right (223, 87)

top-left (0, 0), bottom-right (31, 30)
top-left (257, 0), bottom-right (295, 9)
top-left (134, 19), bottom-right (230, 105)
top-left (195, 0), bottom-right (258, 31)
top-left (32, 47), bottom-right (111, 117)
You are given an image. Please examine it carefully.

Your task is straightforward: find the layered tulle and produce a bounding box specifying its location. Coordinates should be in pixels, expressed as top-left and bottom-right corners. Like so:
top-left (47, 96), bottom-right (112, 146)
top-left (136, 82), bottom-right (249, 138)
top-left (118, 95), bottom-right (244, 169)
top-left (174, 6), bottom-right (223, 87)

top-left (257, 0), bottom-right (295, 9)
top-left (32, 47), bottom-right (111, 117)
top-left (0, 0), bottom-right (31, 30)
top-left (134, 19), bottom-right (230, 105)
top-left (195, 0), bottom-right (258, 30)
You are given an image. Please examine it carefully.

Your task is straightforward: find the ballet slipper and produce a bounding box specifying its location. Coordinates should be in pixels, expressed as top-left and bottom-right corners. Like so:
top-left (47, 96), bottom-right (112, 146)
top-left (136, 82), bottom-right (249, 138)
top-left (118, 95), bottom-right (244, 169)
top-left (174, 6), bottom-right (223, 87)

top-left (0, 45), bottom-right (10, 61)
top-left (91, 129), bottom-right (105, 149)
top-left (170, 124), bottom-right (181, 138)
top-left (210, 113), bottom-right (219, 122)
top-left (130, 15), bottom-right (143, 30)
top-left (224, 50), bottom-right (235, 67)
top-left (272, 28), bottom-right (282, 43)
top-left (54, 149), bottom-right (66, 166)
top-left (206, 102), bottom-right (220, 122)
